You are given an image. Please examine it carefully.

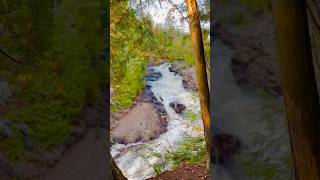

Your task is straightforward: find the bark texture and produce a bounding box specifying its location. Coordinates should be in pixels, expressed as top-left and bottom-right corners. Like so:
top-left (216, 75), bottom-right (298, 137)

top-left (272, 0), bottom-right (320, 179)
top-left (185, 0), bottom-right (211, 155)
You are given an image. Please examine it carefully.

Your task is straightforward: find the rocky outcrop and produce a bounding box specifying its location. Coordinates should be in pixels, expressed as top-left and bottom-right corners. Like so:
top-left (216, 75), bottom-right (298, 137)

top-left (144, 69), bottom-right (163, 81)
top-left (111, 66), bottom-right (169, 144)
top-left (211, 128), bottom-right (241, 164)
top-left (169, 61), bottom-right (198, 91)
top-left (214, 3), bottom-right (282, 96)
top-left (112, 102), bottom-right (166, 144)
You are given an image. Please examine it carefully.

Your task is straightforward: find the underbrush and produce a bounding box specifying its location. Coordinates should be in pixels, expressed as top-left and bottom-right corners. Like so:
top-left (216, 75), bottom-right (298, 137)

top-left (165, 133), bottom-right (207, 168)
top-left (0, 0), bottom-right (105, 158)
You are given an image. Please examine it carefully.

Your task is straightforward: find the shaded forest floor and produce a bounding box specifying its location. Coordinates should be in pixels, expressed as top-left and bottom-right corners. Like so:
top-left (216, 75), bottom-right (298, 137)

top-left (43, 128), bottom-right (107, 180)
top-left (149, 164), bottom-right (209, 180)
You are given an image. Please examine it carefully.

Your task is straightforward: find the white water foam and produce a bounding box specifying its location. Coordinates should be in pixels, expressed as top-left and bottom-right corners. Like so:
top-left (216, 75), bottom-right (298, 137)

top-left (111, 63), bottom-right (205, 180)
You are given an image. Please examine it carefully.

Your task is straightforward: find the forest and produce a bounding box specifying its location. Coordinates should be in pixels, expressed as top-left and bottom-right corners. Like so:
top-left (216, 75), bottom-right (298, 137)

top-left (0, 0), bottom-right (107, 179)
top-left (1, 0), bottom-right (320, 180)
top-left (110, 0), bottom-right (211, 179)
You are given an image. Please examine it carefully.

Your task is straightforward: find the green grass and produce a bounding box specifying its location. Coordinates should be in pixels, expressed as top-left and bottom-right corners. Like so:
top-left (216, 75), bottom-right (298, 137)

top-left (184, 111), bottom-right (200, 123)
top-left (165, 133), bottom-right (207, 167)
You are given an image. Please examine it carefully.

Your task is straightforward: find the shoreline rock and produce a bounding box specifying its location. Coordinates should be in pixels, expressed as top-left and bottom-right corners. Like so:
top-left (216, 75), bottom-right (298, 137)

top-left (112, 102), bottom-right (166, 144)
top-left (213, 2), bottom-right (282, 96)
top-left (169, 61), bottom-right (198, 91)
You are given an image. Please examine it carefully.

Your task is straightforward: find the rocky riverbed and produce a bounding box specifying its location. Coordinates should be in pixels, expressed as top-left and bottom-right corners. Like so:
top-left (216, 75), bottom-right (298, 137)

top-left (213, 1), bottom-right (281, 96)
top-left (110, 61), bottom-right (197, 145)
top-left (212, 1), bottom-right (293, 179)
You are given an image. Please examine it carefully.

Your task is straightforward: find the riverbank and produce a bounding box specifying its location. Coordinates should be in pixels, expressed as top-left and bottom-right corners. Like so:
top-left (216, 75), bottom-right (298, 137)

top-left (110, 61), bottom-right (197, 145)
top-left (212, 1), bottom-right (293, 179)
top-left (213, 1), bottom-right (281, 96)
top-left (110, 62), bottom-right (208, 180)
top-left (148, 164), bottom-right (209, 180)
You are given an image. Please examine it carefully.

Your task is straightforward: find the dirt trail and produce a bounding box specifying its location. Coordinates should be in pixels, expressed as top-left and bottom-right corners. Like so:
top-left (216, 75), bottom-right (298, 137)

top-left (43, 128), bottom-right (107, 180)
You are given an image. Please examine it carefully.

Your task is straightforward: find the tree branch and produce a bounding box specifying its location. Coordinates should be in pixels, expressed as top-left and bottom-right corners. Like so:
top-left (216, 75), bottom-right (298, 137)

top-left (0, 48), bottom-right (25, 65)
top-left (167, 0), bottom-right (189, 23)
top-left (306, 0), bottom-right (320, 32)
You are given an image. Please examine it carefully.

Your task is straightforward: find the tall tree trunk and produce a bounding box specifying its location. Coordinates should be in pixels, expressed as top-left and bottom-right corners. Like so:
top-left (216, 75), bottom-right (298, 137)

top-left (272, 0), bottom-right (320, 179)
top-left (185, 0), bottom-right (211, 155)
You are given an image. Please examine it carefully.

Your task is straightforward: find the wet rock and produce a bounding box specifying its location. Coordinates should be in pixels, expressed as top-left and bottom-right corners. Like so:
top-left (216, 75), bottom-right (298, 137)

top-left (169, 66), bottom-right (179, 75)
top-left (214, 5), bottom-right (282, 96)
top-left (169, 101), bottom-right (186, 114)
top-left (212, 128), bottom-right (241, 164)
top-left (112, 102), bottom-right (166, 144)
top-left (144, 69), bottom-right (162, 81)
top-left (170, 61), bottom-right (198, 91)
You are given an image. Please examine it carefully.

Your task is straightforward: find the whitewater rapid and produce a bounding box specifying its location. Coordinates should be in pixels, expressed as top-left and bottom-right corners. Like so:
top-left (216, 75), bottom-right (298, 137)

top-left (111, 63), bottom-right (205, 180)
top-left (211, 40), bottom-right (291, 179)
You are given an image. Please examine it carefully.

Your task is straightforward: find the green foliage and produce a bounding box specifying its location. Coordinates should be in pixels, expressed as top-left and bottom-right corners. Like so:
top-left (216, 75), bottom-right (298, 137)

top-left (165, 134), bottom-right (207, 167)
top-left (1, 0), bottom-right (105, 151)
top-left (112, 56), bottom-right (147, 111)
top-left (110, 0), bottom-right (153, 112)
top-left (236, 158), bottom-right (278, 179)
top-left (110, 1), bottom-right (210, 112)
top-left (184, 111), bottom-right (200, 123)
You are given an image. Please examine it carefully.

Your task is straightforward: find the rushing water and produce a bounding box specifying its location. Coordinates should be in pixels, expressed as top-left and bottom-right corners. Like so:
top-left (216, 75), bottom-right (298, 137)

top-left (211, 40), bottom-right (291, 179)
top-left (111, 63), bottom-right (205, 180)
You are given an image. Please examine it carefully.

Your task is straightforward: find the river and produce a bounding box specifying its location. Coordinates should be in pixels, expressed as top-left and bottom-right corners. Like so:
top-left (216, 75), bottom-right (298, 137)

top-left (111, 63), bottom-right (205, 180)
top-left (211, 40), bottom-right (292, 179)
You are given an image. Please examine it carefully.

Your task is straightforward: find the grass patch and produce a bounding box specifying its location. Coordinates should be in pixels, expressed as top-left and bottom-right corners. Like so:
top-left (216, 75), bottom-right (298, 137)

top-left (184, 111), bottom-right (200, 123)
top-left (165, 133), bottom-right (207, 167)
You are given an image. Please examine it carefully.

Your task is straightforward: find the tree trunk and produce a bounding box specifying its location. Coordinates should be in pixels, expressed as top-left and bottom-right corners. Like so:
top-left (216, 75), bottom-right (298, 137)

top-left (272, 0), bottom-right (320, 179)
top-left (185, 0), bottom-right (211, 156)
top-left (110, 153), bottom-right (127, 180)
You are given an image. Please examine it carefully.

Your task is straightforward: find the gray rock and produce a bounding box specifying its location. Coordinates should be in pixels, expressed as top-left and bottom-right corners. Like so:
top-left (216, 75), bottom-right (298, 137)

top-left (169, 101), bottom-right (186, 114)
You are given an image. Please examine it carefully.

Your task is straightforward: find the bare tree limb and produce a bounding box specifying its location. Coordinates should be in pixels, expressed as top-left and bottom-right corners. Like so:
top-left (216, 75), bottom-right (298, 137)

top-left (167, 0), bottom-right (189, 23)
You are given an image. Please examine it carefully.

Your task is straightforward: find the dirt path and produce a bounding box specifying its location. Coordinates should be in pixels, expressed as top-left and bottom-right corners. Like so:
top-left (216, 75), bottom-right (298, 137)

top-left (148, 164), bottom-right (209, 180)
top-left (42, 127), bottom-right (107, 180)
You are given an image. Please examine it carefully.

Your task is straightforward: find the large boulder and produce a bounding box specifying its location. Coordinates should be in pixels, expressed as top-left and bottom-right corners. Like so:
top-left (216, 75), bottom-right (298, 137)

top-left (112, 102), bottom-right (166, 144)
top-left (211, 128), bottom-right (241, 164)
top-left (169, 101), bottom-right (186, 114)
